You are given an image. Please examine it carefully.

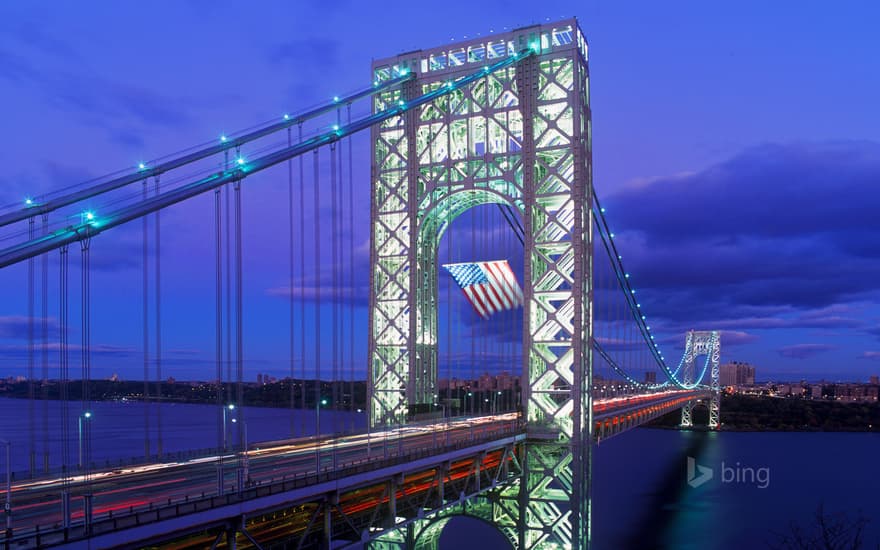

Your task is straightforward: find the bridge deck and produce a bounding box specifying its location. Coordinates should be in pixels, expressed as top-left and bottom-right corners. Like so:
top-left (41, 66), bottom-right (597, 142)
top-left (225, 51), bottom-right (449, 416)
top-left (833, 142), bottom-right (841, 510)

top-left (6, 391), bottom-right (706, 549)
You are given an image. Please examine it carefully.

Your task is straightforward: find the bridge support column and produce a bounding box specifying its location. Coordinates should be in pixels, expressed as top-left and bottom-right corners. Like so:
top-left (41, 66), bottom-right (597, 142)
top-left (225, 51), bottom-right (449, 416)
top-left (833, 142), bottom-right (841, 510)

top-left (368, 19), bottom-right (593, 550)
top-left (324, 501), bottom-right (333, 550)
top-left (680, 332), bottom-right (696, 428)
top-left (368, 80), bottom-right (416, 428)
top-left (708, 332), bottom-right (721, 429)
top-left (515, 36), bottom-right (593, 549)
top-left (680, 401), bottom-right (693, 428)
top-left (679, 331), bottom-right (721, 428)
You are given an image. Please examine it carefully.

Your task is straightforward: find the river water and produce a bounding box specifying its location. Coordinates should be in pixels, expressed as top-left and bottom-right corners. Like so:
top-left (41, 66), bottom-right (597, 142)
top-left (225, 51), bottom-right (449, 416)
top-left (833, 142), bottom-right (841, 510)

top-left (0, 398), bottom-right (877, 549)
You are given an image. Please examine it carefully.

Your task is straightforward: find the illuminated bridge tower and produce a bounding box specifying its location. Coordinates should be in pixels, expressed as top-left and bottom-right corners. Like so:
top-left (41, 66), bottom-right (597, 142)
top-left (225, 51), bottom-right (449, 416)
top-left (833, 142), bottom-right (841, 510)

top-left (680, 330), bottom-right (721, 429)
top-left (368, 18), bottom-right (594, 549)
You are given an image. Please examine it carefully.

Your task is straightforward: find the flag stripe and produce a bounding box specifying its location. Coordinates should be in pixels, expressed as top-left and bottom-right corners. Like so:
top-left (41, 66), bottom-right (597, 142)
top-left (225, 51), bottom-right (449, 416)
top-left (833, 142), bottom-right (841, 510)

top-left (464, 286), bottom-right (489, 318)
top-left (484, 261), bottom-right (516, 306)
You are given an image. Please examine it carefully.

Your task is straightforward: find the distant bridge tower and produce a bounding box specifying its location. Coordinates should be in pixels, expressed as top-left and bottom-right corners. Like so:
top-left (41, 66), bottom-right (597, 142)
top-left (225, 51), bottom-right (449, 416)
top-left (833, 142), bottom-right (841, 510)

top-left (680, 330), bottom-right (721, 428)
top-left (367, 18), bottom-right (594, 549)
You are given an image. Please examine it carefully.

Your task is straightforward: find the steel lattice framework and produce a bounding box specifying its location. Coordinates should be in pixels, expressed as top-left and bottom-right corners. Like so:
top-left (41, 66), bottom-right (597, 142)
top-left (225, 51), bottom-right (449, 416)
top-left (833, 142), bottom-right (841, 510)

top-left (368, 18), bottom-right (593, 549)
top-left (679, 330), bottom-right (721, 428)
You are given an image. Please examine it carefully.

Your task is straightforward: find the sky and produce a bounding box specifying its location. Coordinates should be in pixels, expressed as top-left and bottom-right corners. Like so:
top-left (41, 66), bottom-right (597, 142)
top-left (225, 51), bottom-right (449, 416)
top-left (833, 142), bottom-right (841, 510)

top-left (1, 0), bottom-right (879, 383)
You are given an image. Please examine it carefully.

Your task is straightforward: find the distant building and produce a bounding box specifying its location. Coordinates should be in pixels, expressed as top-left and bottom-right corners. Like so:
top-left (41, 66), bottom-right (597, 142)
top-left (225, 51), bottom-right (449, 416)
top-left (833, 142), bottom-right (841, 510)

top-left (870, 375), bottom-right (879, 385)
top-left (496, 371), bottom-right (516, 390)
top-left (720, 361), bottom-right (756, 387)
top-left (644, 371), bottom-right (656, 384)
top-left (810, 385), bottom-right (823, 399)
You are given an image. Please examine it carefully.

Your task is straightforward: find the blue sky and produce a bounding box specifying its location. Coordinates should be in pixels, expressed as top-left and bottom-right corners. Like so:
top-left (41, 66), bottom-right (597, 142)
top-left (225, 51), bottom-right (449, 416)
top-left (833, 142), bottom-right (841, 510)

top-left (1, 1), bottom-right (879, 382)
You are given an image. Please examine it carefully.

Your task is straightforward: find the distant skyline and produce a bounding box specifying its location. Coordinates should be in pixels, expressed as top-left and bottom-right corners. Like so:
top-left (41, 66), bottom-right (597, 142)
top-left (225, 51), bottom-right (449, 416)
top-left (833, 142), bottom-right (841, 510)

top-left (1, 1), bottom-right (880, 382)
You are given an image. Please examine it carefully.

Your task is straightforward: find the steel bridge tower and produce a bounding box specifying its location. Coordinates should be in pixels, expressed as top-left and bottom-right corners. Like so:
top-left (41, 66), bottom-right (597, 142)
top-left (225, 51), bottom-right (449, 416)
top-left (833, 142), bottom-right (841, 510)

top-left (368, 19), bottom-right (593, 549)
top-left (680, 330), bottom-right (721, 428)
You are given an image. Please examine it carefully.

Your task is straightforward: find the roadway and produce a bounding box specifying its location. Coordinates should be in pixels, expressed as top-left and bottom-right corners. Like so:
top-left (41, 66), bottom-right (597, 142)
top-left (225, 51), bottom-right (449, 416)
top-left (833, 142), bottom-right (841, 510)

top-left (4, 390), bottom-right (704, 545)
top-left (6, 413), bottom-right (520, 539)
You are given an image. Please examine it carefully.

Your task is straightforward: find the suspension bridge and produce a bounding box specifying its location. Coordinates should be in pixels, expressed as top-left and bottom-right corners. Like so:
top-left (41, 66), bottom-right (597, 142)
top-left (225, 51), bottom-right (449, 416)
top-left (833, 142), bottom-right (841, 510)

top-left (0, 18), bottom-right (720, 549)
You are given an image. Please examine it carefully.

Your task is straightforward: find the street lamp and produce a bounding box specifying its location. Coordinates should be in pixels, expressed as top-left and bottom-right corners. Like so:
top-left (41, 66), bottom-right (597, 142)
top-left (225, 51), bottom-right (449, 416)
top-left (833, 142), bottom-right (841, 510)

top-left (217, 403), bottom-right (236, 496)
top-left (316, 398), bottom-right (328, 435)
top-left (78, 411), bottom-right (92, 469)
top-left (315, 398), bottom-right (328, 473)
top-left (222, 404), bottom-right (235, 450)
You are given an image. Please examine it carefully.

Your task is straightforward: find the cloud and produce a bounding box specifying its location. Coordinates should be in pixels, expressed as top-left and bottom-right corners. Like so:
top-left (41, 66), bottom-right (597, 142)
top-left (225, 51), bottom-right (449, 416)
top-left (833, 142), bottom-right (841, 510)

top-left (0, 47), bottom-right (192, 131)
top-left (716, 330), bottom-right (759, 347)
top-left (0, 342), bottom-right (136, 356)
top-left (0, 316), bottom-right (59, 340)
top-left (602, 141), bottom-right (880, 330)
top-left (858, 351), bottom-right (880, 361)
top-left (265, 284), bottom-right (369, 305)
top-left (777, 344), bottom-right (836, 360)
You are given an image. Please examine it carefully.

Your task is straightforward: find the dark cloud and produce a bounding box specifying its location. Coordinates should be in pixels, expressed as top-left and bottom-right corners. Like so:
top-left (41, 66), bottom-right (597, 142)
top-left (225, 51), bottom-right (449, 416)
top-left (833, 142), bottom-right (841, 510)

top-left (603, 141), bottom-right (880, 330)
top-left (777, 343), bottom-right (836, 360)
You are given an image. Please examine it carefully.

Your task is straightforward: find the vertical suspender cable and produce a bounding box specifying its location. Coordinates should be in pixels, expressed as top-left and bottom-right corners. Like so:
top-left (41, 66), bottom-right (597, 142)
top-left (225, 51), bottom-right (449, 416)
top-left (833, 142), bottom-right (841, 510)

top-left (80, 233), bottom-right (92, 529)
top-left (482, 204), bottom-right (487, 412)
top-left (313, 149), bottom-right (321, 436)
top-left (335, 126), bottom-right (343, 431)
top-left (215, 187), bottom-right (223, 453)
top-left (41, 215), bottom-right (49, 473)
top-left (334, 118), bottom-right (343, 437)
top-left (59, 245), bottom-right (70, 528)
top-left (225, 181), bottom-right (233, 405)
top-left (142, 179), bottom-right (150, 460)
top-left (330, 139), bottom-right (339, 431)
top-left (234, 178), bottom-right (244, 448)
top-left (154, 176), bottom-right (163, 457)
top-left (28, 217), bottom-right (35, 476)
top-left (287, 127), bottom-right (296, 437)
top-left (298, 124), bottom-right (307, 435)
top-left (446, 204), bottom-right (451, 415)
top-left (346, 103), bottom-right (355, 431)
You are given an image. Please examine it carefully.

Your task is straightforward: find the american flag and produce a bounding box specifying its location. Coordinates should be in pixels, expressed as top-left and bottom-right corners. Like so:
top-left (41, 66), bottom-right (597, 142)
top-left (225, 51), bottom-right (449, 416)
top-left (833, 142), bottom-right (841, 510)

top-left (443, 260), bottom-right (524, 319)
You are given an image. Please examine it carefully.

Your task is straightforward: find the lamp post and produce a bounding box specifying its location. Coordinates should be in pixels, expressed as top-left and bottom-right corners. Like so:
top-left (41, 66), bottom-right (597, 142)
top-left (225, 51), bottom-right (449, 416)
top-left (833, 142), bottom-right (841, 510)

top-left (1, 438), bottom-right (10, 538)
top-left (217, 403), bottom-right (235, 496)
top-left (315, 398), bottom-right (327, 472)
top-left (316, 397), bottom-right (328, 435)
top-left (78, 411), bottom-right (91, 469)
top-left (222, 403), bottom-right (235, 451)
